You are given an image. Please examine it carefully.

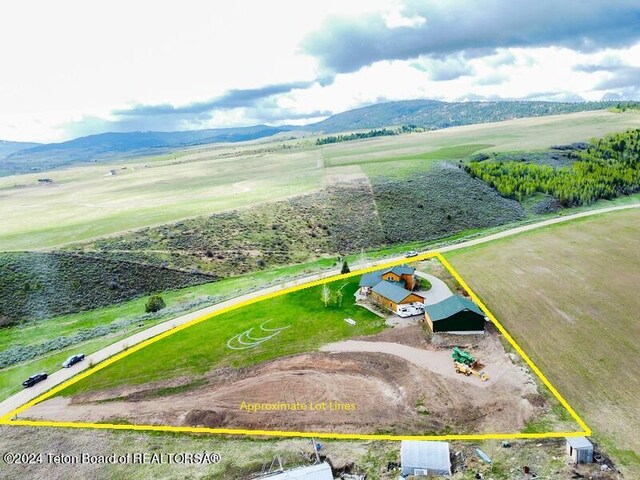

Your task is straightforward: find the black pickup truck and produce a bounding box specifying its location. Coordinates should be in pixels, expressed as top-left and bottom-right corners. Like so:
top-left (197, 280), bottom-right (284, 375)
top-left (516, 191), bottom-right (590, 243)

top-left (22, 372), bottom-right (48, 388)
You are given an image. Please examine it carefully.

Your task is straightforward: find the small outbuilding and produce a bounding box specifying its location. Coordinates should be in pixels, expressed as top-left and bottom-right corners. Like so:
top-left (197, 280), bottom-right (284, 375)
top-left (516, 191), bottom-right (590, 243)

top-left (566, 437), bottom-right (593, 464)
top-left (256, 462), bottom-right (333, 480)
top-left (424, 295), bottom-right (486, 333)
top-left (401, 440), bottom-right (451, 477)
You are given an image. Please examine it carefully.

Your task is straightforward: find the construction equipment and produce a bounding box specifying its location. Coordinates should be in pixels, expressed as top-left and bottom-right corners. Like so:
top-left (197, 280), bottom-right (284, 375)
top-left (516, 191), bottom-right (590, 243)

top-left (452, 347), bottom-right (478, 368)
top-left (454, 361), bottom-right (489, 382)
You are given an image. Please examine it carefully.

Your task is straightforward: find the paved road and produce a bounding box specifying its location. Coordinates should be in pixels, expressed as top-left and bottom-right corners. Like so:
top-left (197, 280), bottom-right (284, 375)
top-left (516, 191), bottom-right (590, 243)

top-left (1, 202), bottom-right (638, 419)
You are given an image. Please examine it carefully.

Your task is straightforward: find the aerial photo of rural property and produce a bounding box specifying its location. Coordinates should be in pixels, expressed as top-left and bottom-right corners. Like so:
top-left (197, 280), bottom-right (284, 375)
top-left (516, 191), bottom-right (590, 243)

top-left (1, 1), bottom-right (639, 479)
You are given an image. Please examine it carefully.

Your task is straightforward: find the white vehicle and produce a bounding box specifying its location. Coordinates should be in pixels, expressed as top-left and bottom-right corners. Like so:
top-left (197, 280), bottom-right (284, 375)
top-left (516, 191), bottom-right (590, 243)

top-left (397, 305), bottom-right (423, 317)
top-left (410, 302), bottom-right (425, 313)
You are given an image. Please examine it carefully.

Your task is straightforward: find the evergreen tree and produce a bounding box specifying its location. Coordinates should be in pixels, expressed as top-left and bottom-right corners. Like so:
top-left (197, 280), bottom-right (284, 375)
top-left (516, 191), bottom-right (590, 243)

top-left (341, 260), bottom-right (350, 274)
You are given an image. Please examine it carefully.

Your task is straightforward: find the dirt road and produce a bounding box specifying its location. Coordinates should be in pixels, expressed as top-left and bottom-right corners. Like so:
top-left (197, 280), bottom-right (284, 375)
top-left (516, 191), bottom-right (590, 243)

top-left (1, 202), bottom-right (638, 420)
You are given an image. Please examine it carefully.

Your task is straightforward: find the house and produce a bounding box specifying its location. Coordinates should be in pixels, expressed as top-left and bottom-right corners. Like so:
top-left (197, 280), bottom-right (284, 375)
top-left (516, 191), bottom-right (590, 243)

top-left (359, 265), bottom-right (424, 314)
top-left (566, 437), bottom-right (593, 464)
top-left (256, 462), bottom-right (333, 480)
top-left (400, 440), bottom-right (451, 477)
top-left (423, 295), bottom-right (486, 333)
top-left (359, 265), bottom-right (417, 294)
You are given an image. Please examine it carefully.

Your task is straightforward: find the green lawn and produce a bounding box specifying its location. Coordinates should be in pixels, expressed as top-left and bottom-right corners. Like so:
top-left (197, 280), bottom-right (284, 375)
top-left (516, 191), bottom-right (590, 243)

top-left (60, 280), bottom-right (384, 396)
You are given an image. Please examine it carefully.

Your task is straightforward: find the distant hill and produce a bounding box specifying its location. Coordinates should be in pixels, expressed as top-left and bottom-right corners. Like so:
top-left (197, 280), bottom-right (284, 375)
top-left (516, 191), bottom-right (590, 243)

top-left (306, 99), bottom-right (626, 133)
top-left (2, 99), bottom-right (634, 177)
top-left (0, 125), bottom-right (286, 176)
top-left (0, 140), bottom-right (42, 166)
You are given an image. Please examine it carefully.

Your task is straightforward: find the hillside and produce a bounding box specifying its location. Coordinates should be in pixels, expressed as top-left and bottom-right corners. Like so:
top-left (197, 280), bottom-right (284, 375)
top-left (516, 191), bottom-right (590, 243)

top-left (2, 109), bottom-right (640, 251)
top-left (0, 251), bottom-right (215, 325)
top-left (63, 163), bottom-right (523, 278)
top-left (0, 125), bottom-right (287, 176)
top-left (0, 140), bottom-right (42, 175)
top-left (0, 139), bottom-right (41, 157)
top-left (308, 99), bottom-right (627, 133)
top-left (2, 100), bottom-right (636, 177)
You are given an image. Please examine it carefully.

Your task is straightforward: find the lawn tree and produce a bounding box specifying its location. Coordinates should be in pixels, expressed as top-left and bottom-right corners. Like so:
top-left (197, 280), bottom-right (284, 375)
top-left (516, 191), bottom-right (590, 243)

top-left (321, 284), bottom-right (332, 307)
top-left (334, 283), bottom-right (348, 307)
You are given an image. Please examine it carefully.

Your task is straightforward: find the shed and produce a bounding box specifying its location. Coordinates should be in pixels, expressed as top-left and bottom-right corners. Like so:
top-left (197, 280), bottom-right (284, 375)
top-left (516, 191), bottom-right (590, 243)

top-left (257, 462), bottom-right (333, 480)
top-left (424, 295), bottom-right (485, 333)
top-left (566, 437), bottom-right (593, 464)
top-left (401, 440), bottom-right (451, 477)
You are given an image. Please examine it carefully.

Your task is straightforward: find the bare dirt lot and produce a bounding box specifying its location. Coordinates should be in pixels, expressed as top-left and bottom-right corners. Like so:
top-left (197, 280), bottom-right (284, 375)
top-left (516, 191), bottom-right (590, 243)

top-left (23, 325), bottom-right (572, 436)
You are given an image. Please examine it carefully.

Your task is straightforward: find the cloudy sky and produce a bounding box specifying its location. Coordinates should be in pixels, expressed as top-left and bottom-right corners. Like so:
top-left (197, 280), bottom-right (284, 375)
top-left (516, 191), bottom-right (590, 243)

top-left (1, 0), bottom-right (640, 143)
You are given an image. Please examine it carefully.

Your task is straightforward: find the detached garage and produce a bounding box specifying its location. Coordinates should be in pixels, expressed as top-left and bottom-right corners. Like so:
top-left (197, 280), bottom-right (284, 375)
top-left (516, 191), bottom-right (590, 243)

top-left (424, 295), bottom-right (486, 333)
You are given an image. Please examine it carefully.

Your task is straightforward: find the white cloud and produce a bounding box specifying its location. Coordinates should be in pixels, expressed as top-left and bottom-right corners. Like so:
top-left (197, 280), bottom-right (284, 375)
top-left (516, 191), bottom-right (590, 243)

top-left (0, 0), bottom-right (638, 142)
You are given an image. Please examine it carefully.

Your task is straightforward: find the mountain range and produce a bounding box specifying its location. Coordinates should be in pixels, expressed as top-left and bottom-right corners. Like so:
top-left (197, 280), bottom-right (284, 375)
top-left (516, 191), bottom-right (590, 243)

top-left (0, 99), bottom-right (632, 177)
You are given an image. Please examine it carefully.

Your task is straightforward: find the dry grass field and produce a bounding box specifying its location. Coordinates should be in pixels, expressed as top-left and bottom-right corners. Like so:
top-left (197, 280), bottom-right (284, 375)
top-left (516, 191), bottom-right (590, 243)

top-left (446, 208), bottom-right (640, 477)
top-left (1, 109), bottom-right (639, 250)
top-left (1, 425), bottom-right (614, 480)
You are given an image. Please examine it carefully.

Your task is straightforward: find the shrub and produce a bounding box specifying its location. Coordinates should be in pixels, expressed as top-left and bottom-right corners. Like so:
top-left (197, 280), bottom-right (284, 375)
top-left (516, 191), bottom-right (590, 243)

top-left (0, 314), bottom-right (15, 328)
top-left (145, 295), bottom-right (166, 313)
top-left (341, 261), bottom-right (350, 274)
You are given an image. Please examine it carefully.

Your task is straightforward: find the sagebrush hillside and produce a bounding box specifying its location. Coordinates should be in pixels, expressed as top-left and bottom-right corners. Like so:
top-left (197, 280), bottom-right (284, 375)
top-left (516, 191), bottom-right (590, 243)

top-left (63, 162), bottom-right (524, 277)
top-left (0, 252), bottom-right (214, 324)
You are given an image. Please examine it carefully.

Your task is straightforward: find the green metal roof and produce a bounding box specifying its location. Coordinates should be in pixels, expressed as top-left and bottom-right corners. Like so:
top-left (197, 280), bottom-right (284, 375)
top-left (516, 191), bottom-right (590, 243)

top-left (359, 271), bottom-right (383, 287)
top-left (359, 265), bottom-right (414, 288)
top-left (387, 265), bottom-right (415, 276)
top-left (424, 295), bottom-right (484, 322)
top-left (371, 280), bottom-right (415, 304)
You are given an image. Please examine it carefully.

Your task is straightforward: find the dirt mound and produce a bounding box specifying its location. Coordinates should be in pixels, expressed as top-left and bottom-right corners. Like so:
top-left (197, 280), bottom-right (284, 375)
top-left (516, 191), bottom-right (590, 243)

top-left (184, 409), bottom-right (226, 427)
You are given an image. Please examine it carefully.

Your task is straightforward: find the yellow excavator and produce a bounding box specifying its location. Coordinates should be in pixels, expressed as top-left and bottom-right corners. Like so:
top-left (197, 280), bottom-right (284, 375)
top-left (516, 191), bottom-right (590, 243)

top-left (454, 361), bottom-right (489, 382)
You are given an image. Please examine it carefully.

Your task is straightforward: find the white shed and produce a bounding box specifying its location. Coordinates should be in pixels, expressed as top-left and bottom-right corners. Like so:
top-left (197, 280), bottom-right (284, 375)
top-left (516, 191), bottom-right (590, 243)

top-left (401, 440), bottom-right (451, 476)
top-left (257, 462), bottom-right (333, 480)
top-left (566, 437), bottom-right (593, 464)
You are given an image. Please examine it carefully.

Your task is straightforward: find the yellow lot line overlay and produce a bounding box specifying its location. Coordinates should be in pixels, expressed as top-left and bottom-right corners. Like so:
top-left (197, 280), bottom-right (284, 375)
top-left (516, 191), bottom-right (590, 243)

top-left (0, 252), bottom-right (590, 440)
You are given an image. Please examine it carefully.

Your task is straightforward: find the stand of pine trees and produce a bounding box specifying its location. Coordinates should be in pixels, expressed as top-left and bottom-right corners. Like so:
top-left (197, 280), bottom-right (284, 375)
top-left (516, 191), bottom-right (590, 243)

top-left (464, 129), bottom-right (640, 207)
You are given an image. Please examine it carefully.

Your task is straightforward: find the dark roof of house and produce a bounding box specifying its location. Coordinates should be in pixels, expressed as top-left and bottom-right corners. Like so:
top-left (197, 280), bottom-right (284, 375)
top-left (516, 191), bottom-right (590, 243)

top-left (424, 295), bottom-right (484, 322)
top-left (359, 271), bottom-right (383, 287)
top-left (372, 280), bottom-right (419, 304)
top-left (359, 265), bottom-right (415, 287)
top-left (387, 265), bottom-right (415, 276)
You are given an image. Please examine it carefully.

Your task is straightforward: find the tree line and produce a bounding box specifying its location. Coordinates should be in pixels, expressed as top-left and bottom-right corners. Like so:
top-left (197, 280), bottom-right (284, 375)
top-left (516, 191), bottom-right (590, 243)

top-left (464, 129), bottom-right (640, 207)
top-left (315, 125), bottom-right (423, 145)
